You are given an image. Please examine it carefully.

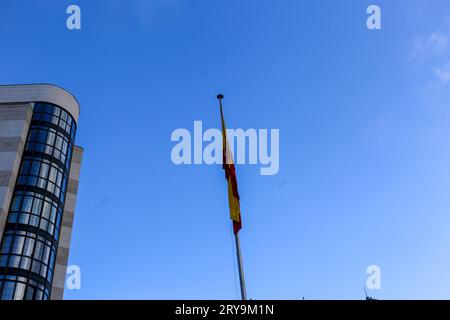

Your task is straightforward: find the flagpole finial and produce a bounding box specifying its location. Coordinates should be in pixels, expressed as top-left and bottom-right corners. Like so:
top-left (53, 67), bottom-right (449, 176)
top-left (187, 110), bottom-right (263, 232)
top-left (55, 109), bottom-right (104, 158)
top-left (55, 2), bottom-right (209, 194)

top-left (217, 94), bottom-right (224, 100)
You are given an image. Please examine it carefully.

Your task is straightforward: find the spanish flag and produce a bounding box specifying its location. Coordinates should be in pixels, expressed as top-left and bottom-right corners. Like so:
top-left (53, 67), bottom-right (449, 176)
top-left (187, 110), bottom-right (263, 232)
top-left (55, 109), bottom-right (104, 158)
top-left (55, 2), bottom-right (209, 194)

top-left (218, 95), bottom-right (242, 234)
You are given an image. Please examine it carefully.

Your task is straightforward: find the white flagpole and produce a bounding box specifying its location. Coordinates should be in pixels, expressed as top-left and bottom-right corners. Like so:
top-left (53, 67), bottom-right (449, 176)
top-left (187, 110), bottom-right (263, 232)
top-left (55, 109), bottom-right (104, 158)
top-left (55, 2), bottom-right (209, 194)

top-left (217, 94), bottom-right (247, 301)
top-left (234, 232), bottom-right (247, 300)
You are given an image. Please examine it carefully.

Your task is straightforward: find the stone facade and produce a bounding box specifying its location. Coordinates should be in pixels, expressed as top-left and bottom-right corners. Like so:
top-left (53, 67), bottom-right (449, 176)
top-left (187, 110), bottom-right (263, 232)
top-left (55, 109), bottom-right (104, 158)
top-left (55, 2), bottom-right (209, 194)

top-left (50, 146), bottom-right (83, 300)
top-left (0, 104), bottom-right (33, 242)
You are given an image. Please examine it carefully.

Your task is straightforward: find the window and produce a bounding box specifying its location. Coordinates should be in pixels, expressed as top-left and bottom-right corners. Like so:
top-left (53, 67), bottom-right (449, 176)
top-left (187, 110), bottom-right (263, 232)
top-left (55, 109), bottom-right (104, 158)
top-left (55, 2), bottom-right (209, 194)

top-left (14, 283), bottom-right (26, 300)
top-left (23, 238), bottom-right (34, 257)
top-left (22, 196), bottom-right (33, 213)
top-left (12, 237), bottom-right (24, 255)
top-left (0, 103), bottom-right (77, 300)
top-left (0, 236), bottom-right (12, 254)
top-left (1, 282), bottom-right (15, 300)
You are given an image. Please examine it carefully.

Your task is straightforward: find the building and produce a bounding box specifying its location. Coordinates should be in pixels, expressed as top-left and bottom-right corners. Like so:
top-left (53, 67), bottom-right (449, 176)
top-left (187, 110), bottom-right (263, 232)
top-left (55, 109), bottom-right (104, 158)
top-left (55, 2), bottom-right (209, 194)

top-left (0, 84), bottom-right (83, 300)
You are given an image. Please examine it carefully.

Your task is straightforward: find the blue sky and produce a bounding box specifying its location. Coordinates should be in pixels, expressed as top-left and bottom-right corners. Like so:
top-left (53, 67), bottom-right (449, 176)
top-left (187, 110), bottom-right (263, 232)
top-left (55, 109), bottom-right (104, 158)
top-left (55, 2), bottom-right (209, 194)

top-left (1, 0), bottom-right (450, 299)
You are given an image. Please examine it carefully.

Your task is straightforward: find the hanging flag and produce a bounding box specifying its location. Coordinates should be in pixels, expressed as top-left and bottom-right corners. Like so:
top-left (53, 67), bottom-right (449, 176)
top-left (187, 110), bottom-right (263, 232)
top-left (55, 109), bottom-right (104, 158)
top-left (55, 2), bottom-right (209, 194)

top-left (218, 94), bottom-right (242, 234)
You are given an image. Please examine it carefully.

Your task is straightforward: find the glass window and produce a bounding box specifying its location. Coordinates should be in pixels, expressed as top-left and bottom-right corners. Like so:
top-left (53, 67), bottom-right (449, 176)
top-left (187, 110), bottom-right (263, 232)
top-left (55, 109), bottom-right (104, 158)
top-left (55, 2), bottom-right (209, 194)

top-left (31, 260), bottom-right (41, 274)
top-left (20, 161), bottom-right (30, 175)
top-left (18, 213), bottom-right (30, 224)
top-left (44, 104), bottom-right (53, 114)
top-left (55, 135), bottom-right (63, 150)
top-left (22, 197), bottom-right (33, 213)
top-left (52, 107), bottom-right (60, 117)
top-left (7, 213), bottom-right (18, 224)
top-left (61, 110), bottom-right (68, 122)
top-left (35, 143), bottom-right (45, 153)
top-left (30, 162), bottom-right (40, 176)
top-left (34, 289), bottom-right (43, 300)
top-left (24, 286), bottom-right (34, 300)
top-left (33, 241), bottom-right (44, 260)
top-left (1, 282), bottom-right (15, 300)
top-left (8, 255), bottom-right (20, 268)
top-left (28, 129), bottom-right (38, 141)
top-left (10, 196), bottom-right (22, 211)
top-left (40, 163), bottom-right (49, 179)
top-left (49, 167), bottom-right (57, 183)
top-left (13, 283), bottom-right (26, 300)
top-left (23, 238), bottom-right (34, 257)
top-left (29, 215), bottom-right (39, 227)
top-left (0, 236), bottom-right (12, 254)
top-left (18, 175), bottom-right (27, 185)
top-left (32, 198), bottom-right (42, 215)
top-left (1, 103), bottom-right (77, 300)
top-left (12, 237), bottom-right (24, 255)
top-left (20, 257), bottom-right (31, 270)
top-left (37, 130), bottom-right (47, 143)
top-left (27, 176), bottom-right (38, 187)
top-left (39, 219), bottom-right (48, 232)
top-left (0, 255), bottom-right (8, 267)
top-left (37, 178), bottom-right (46, 189)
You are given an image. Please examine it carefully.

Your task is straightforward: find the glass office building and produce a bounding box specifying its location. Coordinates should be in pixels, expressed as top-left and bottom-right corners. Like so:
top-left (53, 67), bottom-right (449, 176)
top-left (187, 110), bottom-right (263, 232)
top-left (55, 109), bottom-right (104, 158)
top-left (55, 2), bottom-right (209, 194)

top-left (0, 84), bottom-right (83, 300)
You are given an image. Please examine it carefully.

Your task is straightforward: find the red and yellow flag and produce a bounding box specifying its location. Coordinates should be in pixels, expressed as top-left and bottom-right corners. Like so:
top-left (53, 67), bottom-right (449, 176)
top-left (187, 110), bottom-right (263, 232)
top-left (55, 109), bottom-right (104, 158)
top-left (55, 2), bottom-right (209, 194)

top-left (219, 97), bottom-right (242, 234)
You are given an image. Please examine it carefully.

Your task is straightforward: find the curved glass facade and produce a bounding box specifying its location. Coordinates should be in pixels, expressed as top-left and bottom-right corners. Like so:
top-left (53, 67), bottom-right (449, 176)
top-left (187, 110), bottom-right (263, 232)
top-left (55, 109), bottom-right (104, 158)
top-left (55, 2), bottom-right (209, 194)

top-left (0, 103), bottom-right (76, 300)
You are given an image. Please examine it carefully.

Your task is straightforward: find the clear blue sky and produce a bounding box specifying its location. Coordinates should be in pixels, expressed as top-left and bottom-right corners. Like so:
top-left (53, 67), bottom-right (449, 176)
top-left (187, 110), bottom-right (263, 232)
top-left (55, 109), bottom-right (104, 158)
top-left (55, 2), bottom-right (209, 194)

top-left (1, 0), bottom-right (450, 300)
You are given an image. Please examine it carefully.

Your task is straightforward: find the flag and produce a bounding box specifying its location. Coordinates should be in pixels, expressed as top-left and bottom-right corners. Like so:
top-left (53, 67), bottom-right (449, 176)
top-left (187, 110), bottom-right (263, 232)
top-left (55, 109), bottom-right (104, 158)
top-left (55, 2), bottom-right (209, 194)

top-left (219, 96), bottom-right (242, 234)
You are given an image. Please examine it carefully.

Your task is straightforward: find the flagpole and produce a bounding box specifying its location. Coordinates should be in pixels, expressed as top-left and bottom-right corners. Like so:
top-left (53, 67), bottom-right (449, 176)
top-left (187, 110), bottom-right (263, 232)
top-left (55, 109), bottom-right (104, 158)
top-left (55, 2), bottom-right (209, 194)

top-left (217, 94), bottom-right (247, 301)
top-left (234, 232), bottom-right (247, 300)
